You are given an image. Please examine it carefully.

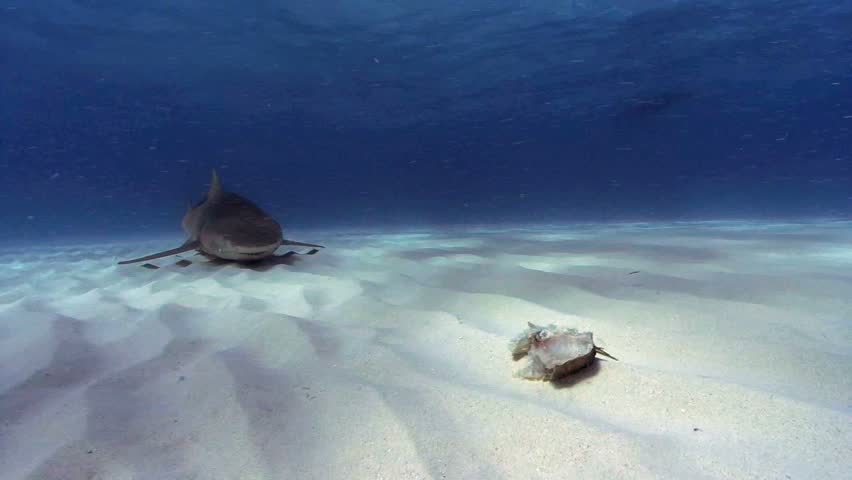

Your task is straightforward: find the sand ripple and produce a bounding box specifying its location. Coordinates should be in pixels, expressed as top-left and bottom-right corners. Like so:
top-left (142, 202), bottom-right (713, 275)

top-left (1, 222), bottom-right (850, 479)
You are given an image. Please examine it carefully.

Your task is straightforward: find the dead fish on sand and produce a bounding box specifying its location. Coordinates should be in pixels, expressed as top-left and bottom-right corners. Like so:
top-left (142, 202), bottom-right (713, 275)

top-left (510, 322), bottom-right (617, 381)
top-left (118, 170), bottom-right (323, 267)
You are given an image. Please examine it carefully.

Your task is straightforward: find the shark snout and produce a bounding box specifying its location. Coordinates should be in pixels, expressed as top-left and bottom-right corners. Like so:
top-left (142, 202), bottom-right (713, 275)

top-left (201, 234), bottom-right (282, 261)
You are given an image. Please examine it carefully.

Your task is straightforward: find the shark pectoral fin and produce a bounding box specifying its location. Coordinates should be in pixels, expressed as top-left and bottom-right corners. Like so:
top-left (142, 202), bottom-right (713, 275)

top-left (281, 239), bottom-right (325, 248)
top-left (117, 240), bottom-right (201, 265)
top-left (281, 239), bottom-right (325, 249)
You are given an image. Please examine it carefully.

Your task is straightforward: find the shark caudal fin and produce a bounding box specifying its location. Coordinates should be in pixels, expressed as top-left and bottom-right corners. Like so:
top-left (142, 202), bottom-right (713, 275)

top-left (117, 240), bottom-right (201, 265)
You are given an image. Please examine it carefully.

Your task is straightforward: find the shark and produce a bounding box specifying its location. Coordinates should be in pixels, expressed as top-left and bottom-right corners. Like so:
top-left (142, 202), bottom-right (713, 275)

top-left (118, 170), bottom-right (323, 266)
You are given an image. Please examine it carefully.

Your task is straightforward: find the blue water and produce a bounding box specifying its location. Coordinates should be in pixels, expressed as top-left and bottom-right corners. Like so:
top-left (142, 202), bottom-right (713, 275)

top-left (2, 0), bottom-right (851, 242)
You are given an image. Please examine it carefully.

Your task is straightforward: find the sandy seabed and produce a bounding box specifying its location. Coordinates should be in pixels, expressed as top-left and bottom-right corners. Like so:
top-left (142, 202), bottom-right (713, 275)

top-left (1, 222), bottom-right (850, 480)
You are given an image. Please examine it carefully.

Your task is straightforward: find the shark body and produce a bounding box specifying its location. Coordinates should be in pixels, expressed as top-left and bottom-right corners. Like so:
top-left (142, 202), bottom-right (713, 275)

top-left (118, 171), bottom-right (323, 265)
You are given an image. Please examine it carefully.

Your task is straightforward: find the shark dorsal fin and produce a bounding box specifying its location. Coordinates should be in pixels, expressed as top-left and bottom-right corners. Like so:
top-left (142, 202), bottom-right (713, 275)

top-left (208, 169), bottom-right (224, 202)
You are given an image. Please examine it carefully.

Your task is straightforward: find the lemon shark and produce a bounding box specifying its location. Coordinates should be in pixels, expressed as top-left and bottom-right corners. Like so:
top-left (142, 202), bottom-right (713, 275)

top-left (118, 170), bottom-right (323, 265)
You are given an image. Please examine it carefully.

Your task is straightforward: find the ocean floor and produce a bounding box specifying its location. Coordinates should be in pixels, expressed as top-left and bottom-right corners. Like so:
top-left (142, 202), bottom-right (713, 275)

top-left (0, 222), bottom-right (850, 479)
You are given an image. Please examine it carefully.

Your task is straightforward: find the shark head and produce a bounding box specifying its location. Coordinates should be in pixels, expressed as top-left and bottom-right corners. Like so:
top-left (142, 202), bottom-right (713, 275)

top-left (185, 170), bottom-right (284, 260)
top-left (197, 196), bottom-right (284, 260)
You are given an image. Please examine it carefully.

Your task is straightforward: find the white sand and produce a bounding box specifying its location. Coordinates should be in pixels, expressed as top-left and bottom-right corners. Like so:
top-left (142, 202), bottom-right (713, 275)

top-left (1, 222), bottom-right (850, 480)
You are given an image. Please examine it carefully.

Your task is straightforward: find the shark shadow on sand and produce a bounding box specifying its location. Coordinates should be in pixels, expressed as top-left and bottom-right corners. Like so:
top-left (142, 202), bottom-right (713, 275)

top-left (137, 248), bottom-right (323, 272)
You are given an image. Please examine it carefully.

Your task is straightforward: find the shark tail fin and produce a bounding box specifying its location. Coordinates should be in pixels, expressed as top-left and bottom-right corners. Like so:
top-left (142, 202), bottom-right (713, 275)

top-left (117, 240), bottom-right (200, 265)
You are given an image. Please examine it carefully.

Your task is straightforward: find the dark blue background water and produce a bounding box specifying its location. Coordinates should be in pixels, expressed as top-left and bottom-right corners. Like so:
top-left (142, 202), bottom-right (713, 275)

top-left (2, 0), bottom-right (851, 241)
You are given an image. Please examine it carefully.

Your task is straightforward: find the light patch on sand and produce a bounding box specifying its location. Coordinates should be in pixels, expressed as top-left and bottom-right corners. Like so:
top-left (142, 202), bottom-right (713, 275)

top-left (806, 246), bottom-right (852, 263)
top-left (517, 254), bottom-right (608, 271)
top-left (425, 253), bottom-right (489, 267)
top-left (0, 222), bottom-right (850, 480)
